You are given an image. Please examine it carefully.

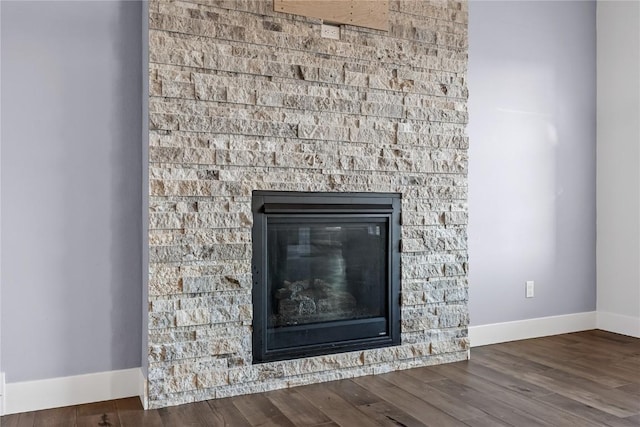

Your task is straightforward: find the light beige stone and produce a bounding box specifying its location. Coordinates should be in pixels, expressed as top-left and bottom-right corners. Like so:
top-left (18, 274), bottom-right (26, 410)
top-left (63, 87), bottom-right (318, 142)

top-left (176, 309), bottom-right (210, 327)
top-left (146, 0), bottom-right (469, 409)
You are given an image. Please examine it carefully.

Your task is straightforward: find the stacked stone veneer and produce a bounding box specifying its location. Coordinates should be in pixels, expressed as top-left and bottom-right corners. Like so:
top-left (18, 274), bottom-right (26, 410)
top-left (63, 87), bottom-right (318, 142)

top-left (147, 0), bottom-right (469, 409)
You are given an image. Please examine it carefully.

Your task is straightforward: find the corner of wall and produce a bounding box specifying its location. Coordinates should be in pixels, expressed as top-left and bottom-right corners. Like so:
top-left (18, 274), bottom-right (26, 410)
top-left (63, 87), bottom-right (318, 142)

top-left (141, 0), bottom-right (150, 383)
top-left (138, 367), bottom-right (148, 410)
top-left (597, 311), bottom-right (640, 338)
top-left (596, 0), bottom-right (640, 327)
top-left (0, 3), bottom-right (4, 413)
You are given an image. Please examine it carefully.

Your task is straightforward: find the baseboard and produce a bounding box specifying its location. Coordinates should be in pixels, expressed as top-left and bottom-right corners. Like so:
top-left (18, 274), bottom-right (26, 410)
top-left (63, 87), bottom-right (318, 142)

top-left (597, 311), bottom-right (640, 338)
top-left (469, 311), bottom-right (597, 347)
top-left (2, 310), bottom-right (634, 415)
top-left (139, 368), bottom-right (148, 410)
top-left (3, 367), bottom-right (142, 415)
top-left (0, 372), bottom-right (6, 416)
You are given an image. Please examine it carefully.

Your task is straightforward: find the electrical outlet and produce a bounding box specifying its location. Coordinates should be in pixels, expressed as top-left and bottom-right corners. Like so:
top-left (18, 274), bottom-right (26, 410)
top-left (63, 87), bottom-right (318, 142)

top-left (526, 281), bottom-right (535, 298)
top-left (321, 24), bottom-right (340, 40)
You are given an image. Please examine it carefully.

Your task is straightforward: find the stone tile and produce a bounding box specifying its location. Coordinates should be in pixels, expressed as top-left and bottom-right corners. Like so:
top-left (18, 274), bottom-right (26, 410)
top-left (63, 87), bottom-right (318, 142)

top-left (146, 0), bottom-right (469, 410)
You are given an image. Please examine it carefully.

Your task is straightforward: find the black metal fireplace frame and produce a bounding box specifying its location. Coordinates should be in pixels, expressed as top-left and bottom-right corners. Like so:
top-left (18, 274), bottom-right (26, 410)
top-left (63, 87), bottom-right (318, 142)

top-left (251, 191), bottom-right (401, 363)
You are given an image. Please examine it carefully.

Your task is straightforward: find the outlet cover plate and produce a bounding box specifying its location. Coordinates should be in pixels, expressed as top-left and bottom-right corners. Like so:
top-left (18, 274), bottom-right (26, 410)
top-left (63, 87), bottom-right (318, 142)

top-left (526, 281), bottom-right (535, 298)
top-left (321, 24), bottom-right (340, 40)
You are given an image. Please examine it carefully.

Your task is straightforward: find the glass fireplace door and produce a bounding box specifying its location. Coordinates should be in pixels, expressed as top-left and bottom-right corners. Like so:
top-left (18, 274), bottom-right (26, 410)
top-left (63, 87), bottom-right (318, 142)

top-left (252, 192), bottom-right (401, 363)
top-left (267, 219), bottom-right (388, 329)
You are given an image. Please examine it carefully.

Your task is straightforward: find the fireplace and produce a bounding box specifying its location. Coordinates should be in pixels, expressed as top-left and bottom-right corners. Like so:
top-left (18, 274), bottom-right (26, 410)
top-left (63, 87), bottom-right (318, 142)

top-left (146, 0), bottom-right (470, 408)
top-left (251, 191), bottom-right (401, 363)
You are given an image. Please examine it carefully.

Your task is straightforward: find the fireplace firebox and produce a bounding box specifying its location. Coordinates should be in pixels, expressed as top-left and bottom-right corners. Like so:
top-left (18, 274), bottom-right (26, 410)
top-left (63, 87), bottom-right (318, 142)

top-left (251, 192), bottom-right (401, 363)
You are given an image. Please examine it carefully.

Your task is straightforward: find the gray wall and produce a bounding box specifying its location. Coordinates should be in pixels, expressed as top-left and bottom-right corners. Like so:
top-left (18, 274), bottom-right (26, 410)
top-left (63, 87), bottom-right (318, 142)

top-left (468, 1), bottom-right (596, 325)
top-left (0, 0), bottom-right (599, 385)
top-left (1, 1), bottom-right (142, 382)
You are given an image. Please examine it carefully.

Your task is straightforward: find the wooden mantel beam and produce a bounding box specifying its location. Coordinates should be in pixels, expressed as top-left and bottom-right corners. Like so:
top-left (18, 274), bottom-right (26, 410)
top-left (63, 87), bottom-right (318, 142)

top-left (273, 0), bottom-right (389, 31)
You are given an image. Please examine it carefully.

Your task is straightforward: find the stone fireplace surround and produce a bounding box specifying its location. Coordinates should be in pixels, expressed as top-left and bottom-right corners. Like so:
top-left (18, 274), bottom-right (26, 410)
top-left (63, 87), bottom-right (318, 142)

top-left (147, 0), bottom-right (469, 409)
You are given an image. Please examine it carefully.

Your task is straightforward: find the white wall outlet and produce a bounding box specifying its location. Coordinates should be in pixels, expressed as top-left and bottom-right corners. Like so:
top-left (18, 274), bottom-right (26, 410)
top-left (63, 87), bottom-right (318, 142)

top-left (321, 23), bottom-right (340, 40)
top-left (526, 281), bottom-right (535, 298)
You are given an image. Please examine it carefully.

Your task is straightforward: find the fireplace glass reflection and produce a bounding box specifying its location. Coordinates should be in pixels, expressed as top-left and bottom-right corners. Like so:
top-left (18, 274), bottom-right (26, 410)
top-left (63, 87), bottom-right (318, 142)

top-left (267, 221), bottom-right (387, 328)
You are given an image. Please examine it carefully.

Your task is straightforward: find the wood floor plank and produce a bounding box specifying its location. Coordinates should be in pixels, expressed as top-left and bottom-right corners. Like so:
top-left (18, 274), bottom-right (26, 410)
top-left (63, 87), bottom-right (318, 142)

top-left (463, 358), bottom-right (551, 397)
top-left (614, 355), bottom-right (640, 371)
top-left (471, 346), bottom-right (551, 374)
top-left (516, 352), bottom-right (631, 389)
top-left (356, 401), bottom-right (429, 427)
top-left (553, 331), bottom-right (640, 360)
top-left (395, 365), bottom-right (449, 383)
top-left (76, 400), bottom-right (121, 427)
top-left (265, 388), bottom-right (333, 426)
top-left (461, 415), bottom-right (513, 427)
top-left (523, 338), bottom-right (592, 360)
top-left (624, 414), bottom-right (640, 424)
top-left (232, 393), bottom-right (296, 427)
top-left (353, 374), bottom-right (468, 426)
top-left (76, 400), bottom-right (119, 417)
top-left (551, 333), bottom-right (640, 363)
top-left (207, 397), bottom-right (252, 427)
top-left (380, 370), bottom-right (486, 421)
top-left (113, 398), bottom-right (143, 411)
top-left (116, 397), bottom-right (163, 427)
top-left (421, 363), bottom-right (603, 426)
top-left (491, 339), bottom-right (640, 391)
top-left (518, 369), bottom-right (640, 418)
top-left (582, 330), bottom-right (640, 345)
top-left (617, 383), bottom-right (640, 397)
top-left (325, 378), bottom-right (428, 427)
top-left (496, 340), bottom-right (576, 366)
top-left (296, 382), bottom-right (383, 427)
top-left (32, 406), bottom-right (76, 427)
top-left (324, 378), bottom-right (382, 406)
top-left (534, 393), bottom-right (640, 427)
top-left (536, 333), bottom-right (583, 346)
top-left (543, 366), bottom-right (639, 408)
top-left (77, 413), bottom-right (121, 427)
top-left (572, 342), bottom-right (640, 361)
top-left (0, 413), bottom-right (22, 427)
top-left (157, 401), bottom-right (217, 426)
top-left (429, 376), bottom-right (552, 426)
top-left (4, 411), bottom-right (35, 427)
top-left (563, 356), bottom-right (639, 388)
top-left (565, 354), bottom-right (639, 387)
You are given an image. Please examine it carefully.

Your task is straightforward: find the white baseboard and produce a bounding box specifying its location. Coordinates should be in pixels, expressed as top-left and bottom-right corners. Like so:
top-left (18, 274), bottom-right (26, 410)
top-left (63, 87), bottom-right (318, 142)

top-left (597, 311), bottom-right (640, 338)
top-left (139, 368), bottom-right (149, 410)
top-left (469, 311), bottom-right (597, 347)
top-left (0, 372), bottom-right (6, 416)
top-left (1, 310), bottom-right (635, 415)
top-left (3, 367), bottom-right (142, 415)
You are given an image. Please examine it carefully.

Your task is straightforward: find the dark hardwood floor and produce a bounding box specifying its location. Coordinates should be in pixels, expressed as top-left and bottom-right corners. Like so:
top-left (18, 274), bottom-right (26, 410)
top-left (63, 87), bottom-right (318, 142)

top-left (2, 330), bottom-right (639, 426)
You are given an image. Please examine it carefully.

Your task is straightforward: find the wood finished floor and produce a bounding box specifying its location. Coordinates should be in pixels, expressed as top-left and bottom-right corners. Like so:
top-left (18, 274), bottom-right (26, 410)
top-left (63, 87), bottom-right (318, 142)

top-left (2, 330), bottom-right (639, 426)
